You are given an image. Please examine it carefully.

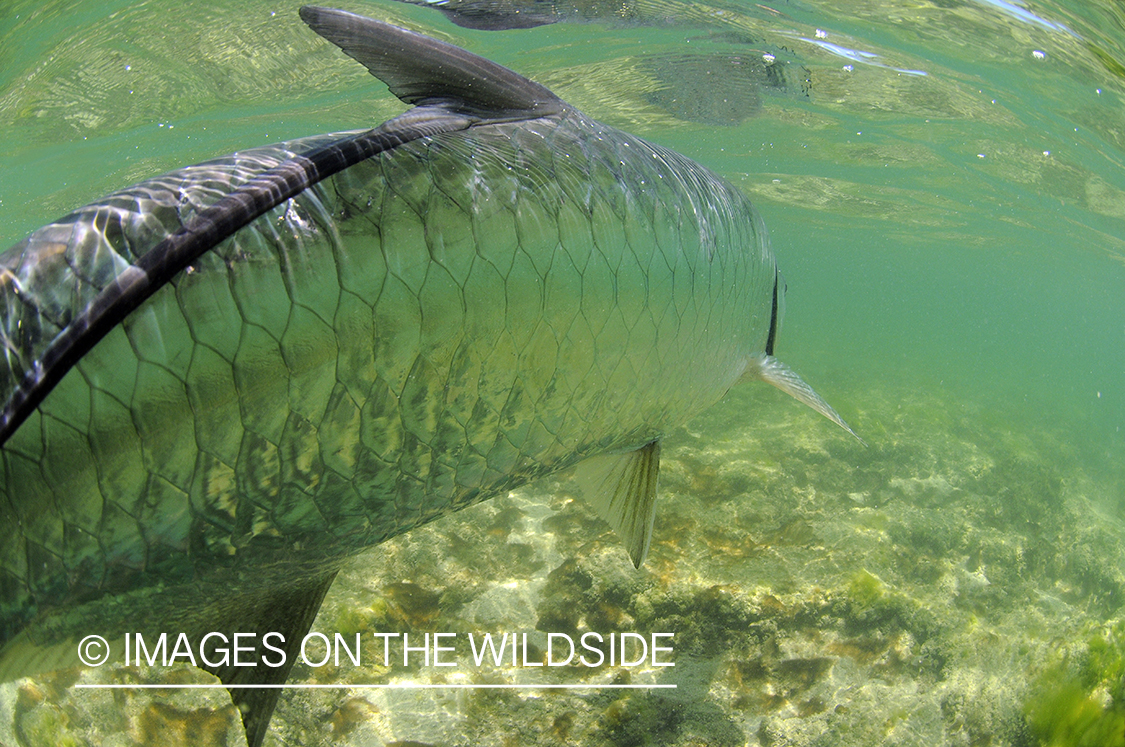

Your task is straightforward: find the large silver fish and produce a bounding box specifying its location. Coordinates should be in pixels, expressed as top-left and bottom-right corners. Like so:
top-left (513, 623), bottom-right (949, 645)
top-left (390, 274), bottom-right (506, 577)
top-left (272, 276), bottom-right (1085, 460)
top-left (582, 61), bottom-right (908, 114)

top-left (0, 6), bottom-right (858, 746)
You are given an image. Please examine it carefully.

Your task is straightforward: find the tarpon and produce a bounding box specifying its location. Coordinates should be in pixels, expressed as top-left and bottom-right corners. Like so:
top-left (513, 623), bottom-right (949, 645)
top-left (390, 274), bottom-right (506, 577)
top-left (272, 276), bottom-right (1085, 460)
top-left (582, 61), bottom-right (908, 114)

top-left (0, 7), bottom-right (859, 746)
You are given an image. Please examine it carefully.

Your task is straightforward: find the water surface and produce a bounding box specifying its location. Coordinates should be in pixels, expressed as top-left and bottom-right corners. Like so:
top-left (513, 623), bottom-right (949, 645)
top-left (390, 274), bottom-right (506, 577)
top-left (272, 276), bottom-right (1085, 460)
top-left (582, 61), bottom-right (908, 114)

top-left (1, 0), bottom-right (1124, 744)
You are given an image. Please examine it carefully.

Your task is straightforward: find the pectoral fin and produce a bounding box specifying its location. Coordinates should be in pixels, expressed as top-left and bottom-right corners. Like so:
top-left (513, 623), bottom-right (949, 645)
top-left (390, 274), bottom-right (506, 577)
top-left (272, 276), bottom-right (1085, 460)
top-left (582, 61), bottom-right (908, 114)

top-left (202, 569), bottom-right (339, 747)
top-left (573, 441), bottom-right (661, 568)
top-left (744, 354), bottom-right (865, 445)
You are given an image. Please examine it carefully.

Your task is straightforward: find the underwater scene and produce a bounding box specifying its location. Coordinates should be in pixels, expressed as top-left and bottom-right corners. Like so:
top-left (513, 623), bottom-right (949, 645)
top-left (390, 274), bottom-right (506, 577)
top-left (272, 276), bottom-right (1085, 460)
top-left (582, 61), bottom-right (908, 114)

top-left (1, 0), bottom-right (1124, 745)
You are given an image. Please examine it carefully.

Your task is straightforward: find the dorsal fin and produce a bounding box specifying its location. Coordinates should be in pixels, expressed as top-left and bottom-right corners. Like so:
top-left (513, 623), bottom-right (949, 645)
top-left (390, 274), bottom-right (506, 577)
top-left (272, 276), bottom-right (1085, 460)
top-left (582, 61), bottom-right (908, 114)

top-left (299, 6), bottom-right (564, 119)
top-left (0, 9), bottom-right (566, 447)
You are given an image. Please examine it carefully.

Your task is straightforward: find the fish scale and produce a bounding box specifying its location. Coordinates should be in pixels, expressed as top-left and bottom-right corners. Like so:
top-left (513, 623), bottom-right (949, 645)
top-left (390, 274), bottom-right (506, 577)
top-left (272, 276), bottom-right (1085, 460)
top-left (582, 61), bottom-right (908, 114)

top-left (0, 8), bottom-right (858, 746)
top-left (1, 108), bottom-right (762, 629)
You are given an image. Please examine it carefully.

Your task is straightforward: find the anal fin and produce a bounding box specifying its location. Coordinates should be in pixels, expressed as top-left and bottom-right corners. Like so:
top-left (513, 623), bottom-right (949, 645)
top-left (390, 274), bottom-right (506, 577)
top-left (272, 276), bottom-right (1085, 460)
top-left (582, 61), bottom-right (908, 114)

top-left (573, 441), bottom-right (661, 568)
top-left (744, 354), bottom-right (866, 446)
top-left (200, 568), bottom-right (339, 747)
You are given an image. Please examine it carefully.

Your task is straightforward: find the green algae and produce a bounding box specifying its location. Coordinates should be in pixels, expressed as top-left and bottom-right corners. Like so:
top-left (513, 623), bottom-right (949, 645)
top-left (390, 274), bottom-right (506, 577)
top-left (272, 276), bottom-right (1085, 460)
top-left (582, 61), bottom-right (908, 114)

top-left (1086, 624), bottom-right (1125, 704)
top-left (15, 700), bottom-right (81, 747)
top-left (1025, 622), bottom-right (1125, 747)
top-left (848, 569), bottom-right (886, 607)
top-left (1025, 671), bottom-right (1125, 747)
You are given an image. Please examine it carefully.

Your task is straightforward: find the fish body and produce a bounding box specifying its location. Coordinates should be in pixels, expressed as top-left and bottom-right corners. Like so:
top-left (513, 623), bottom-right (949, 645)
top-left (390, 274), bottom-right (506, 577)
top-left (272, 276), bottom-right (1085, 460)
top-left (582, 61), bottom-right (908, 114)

top-left (0, 7), bottom-right (856, 745)
top-left (0, 112), bottom-right (767, 639)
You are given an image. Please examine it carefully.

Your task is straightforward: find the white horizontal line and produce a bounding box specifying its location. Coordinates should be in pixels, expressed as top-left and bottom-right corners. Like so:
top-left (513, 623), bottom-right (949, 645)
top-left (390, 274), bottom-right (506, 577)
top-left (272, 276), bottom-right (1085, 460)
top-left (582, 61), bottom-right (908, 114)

top-left (76, 683), bottom-right (676, 690)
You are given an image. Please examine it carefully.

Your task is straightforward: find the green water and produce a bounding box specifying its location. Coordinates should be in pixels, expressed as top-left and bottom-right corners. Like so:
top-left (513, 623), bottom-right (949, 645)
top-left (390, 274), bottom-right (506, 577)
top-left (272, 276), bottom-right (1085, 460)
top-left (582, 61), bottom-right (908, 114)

top-left (2, 0), bottom-right (1125, 745)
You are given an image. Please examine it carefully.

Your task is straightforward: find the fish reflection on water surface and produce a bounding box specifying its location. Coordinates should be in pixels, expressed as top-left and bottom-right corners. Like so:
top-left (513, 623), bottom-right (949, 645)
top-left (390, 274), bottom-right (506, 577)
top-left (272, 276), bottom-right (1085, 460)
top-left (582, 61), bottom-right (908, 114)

top-left (393, 0), bottom-right (811, 126)
top-left (0, 5), bottom-right (857, 746)
top-left (390, 0), bottom-right (788, 30)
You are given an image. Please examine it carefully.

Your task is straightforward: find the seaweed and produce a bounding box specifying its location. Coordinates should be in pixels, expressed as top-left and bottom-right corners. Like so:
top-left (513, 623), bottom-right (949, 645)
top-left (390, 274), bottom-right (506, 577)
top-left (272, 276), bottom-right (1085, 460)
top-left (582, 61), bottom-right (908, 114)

top-left (1024, 622), bottom-right (1125, 747)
